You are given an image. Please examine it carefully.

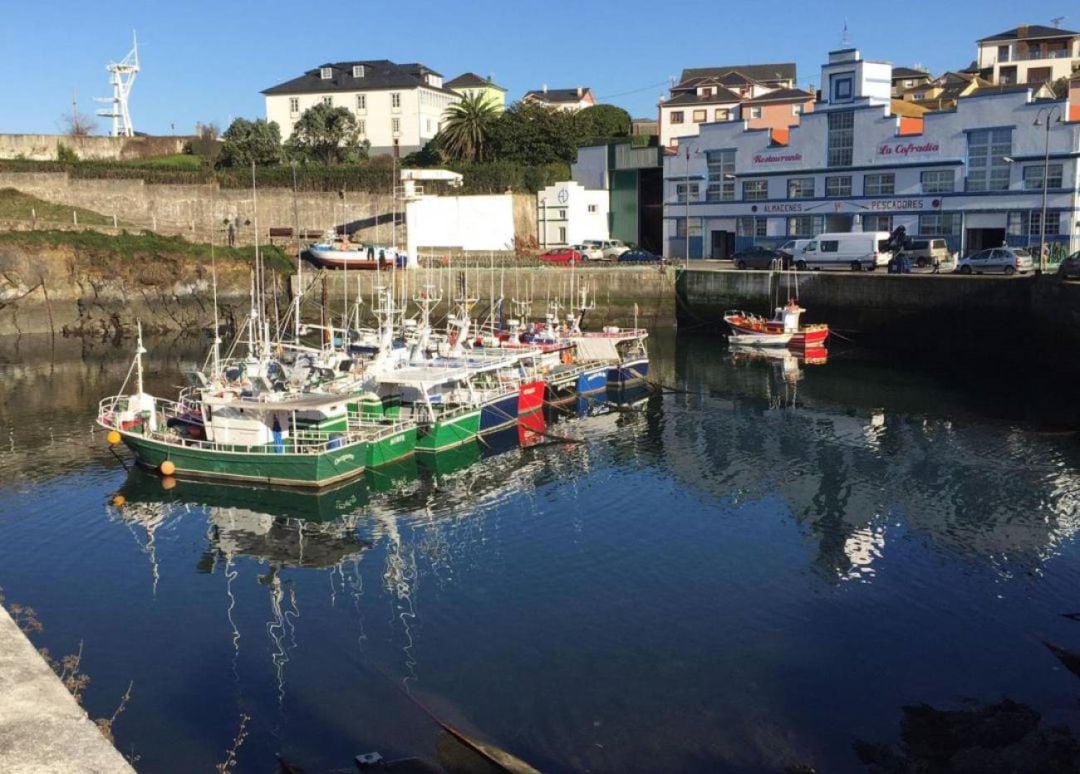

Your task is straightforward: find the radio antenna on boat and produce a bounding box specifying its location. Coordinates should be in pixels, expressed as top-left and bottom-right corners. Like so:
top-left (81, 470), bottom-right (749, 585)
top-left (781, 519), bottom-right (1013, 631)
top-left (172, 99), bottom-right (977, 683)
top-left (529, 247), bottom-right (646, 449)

top-left (210, 218), bottom-right (221, 379)
top-left (291, 162), bottom-right (303, 347)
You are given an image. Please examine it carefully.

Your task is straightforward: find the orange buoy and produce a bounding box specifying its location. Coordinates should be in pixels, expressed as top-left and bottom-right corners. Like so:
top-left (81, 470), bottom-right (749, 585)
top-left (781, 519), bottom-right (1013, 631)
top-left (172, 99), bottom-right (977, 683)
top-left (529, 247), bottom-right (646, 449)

top-left (111, 494), bottom-right (126, 508)
top-left (160, 460), bottom-right (176, 476)
top-left (161, 476), bottom-right (176, 491)
top-left (106, 430), bottom-right (121, 445)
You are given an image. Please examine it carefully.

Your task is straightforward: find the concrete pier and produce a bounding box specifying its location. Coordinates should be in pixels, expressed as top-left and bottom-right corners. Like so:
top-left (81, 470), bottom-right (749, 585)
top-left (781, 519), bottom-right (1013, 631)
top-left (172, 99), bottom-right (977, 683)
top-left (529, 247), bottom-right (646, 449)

top-left (676, 264), bottom-right (1080, 373)
top-left (0, 605), bottom-right (133, 773)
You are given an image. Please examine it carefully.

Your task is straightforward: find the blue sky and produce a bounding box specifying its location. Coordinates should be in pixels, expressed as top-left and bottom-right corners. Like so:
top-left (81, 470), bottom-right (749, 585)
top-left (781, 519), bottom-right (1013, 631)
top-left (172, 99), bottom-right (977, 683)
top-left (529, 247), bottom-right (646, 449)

top-left (0, 0), bottom-right (1073, 135)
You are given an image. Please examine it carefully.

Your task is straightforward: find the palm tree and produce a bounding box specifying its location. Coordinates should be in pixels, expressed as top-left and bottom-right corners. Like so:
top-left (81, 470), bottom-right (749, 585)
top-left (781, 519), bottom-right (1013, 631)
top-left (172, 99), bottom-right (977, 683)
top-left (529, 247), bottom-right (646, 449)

top-left (438, 91), bottom-right (499, 163)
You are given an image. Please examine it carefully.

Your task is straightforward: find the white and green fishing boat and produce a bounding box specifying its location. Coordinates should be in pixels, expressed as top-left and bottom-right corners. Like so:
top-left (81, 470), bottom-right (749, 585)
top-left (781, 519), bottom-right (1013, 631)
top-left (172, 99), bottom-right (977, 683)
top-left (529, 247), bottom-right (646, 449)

top-left (369, 364), bottom-right (482, 453)
top-left (99, 327), bottom-right (415, 487)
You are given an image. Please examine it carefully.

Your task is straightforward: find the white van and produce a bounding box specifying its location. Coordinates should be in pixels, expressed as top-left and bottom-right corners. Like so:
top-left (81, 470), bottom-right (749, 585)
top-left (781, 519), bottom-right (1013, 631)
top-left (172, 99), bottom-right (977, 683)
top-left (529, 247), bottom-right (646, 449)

top-left (797, 232), bottom-right (893, 271)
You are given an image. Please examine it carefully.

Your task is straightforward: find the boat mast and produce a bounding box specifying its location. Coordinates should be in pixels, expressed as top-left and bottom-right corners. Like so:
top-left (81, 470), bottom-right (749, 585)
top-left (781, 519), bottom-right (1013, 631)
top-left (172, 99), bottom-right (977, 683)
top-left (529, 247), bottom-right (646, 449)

top-left (292, 162), bottom-right (302, 347)
top-left (135, 321), bottom-right (146, 395)
top-left (211, 227), bottom-right (221, 379)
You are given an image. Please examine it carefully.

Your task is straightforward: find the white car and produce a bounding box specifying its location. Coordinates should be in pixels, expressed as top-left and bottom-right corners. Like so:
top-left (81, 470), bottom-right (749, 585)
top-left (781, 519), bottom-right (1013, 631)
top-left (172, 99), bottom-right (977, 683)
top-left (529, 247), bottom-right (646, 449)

top-left (572, 243), bottom-right (604, 261)
top-left (957, 247), bottom-right (1034, 275)
top-left (598, 239), bottom-right (631, 260)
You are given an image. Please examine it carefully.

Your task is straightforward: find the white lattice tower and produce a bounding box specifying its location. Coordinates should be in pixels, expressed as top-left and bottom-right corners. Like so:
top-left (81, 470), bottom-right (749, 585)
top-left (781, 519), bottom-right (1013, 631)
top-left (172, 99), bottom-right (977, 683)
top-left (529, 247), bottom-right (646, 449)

top-left (96, 32), bottom-right (140, 137)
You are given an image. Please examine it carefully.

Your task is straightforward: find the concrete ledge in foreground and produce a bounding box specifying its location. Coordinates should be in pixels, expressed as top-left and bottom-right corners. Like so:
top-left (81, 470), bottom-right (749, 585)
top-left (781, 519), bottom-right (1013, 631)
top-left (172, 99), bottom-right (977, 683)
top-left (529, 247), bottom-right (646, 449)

top-left (0, 604), bottom-right (134, 773)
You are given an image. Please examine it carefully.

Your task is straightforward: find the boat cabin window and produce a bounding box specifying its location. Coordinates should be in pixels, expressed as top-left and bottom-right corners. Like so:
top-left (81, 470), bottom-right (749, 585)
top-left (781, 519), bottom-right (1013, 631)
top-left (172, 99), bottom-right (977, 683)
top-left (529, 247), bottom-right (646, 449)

top-left (339, 359), bottom-right (354, 373)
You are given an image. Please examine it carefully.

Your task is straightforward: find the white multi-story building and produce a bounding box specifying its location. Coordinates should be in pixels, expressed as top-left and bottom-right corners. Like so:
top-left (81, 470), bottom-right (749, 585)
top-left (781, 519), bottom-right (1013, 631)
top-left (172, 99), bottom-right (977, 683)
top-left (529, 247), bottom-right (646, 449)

top-left (537, 181), bottom-right (609, 246)
top-left (262, 60), bottom-right (460, 156)
top-left (663, 49), bottom-right (1080, 260)
top-left (977, 24), bottom-right (1080, 86)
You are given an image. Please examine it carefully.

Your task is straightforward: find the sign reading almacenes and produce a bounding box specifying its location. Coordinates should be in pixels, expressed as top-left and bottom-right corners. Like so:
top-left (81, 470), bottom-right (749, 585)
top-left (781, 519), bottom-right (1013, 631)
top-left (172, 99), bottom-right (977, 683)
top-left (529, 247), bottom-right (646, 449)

top-left (876, 141), bottom-right (940, 157)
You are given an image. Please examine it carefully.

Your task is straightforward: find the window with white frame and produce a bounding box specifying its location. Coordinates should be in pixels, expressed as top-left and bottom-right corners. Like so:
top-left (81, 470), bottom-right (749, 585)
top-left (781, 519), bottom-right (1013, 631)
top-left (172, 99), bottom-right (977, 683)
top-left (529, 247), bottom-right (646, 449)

top-left (588, 204), bottom-right (598, 213)
top-left (391, 92), bottom-right (401, 109)
top-left (919, 213), bottom-right (962, 236)
top-left (289, 97), bottom-right (299, 114)
top-left (736, 217), bottom-right (767, 238)
top-left (1008, 210), bottom-right (1061, 237)
top-left (320, 67), bottom-right (332, 80)
top-left (391, 117), bottom-right (400, 135)
top-left (675, 182), bottom-right (700, 203)
top-left (321, 96), bottom-right (332, 106)
top-left (1023, 163), bottom-right (1064, 190)
top-left (825, 175), bottom-right (852, 197)
top-left (692, 109), bottom-right (706, 122)
top-left (921, 169), bottom-right (955, 193)
top-left (352, 65), bottom-right (365, 78)
top-left (863, 173), bottom-right (895, 196)
top-left (827, 110), bottom-right (854, 167)
top-left (787, 215), bottom-right (823, 236)
top-left (675, 218), bottom-right (702, 237)
top-left (787, 177), bottom-right (814, 199)
top-left (792, 104), bottom-right (803, 116)
top-left (706, 149), bottom-right (735, 201)
top-left (715, 108), bottom-right (730, 121)
top-left (748, 106), bottom-right (762, 119)
top-left (356, 94), bottom-right (366, 111)
top-left (862, 214), bottom-right (892, 232)
top-left (966, 128), bottom-right (1011, 192)
top-left (742, 180), bottom-right (768, 200)
top-left (357, 120), bottom-right (366, 136)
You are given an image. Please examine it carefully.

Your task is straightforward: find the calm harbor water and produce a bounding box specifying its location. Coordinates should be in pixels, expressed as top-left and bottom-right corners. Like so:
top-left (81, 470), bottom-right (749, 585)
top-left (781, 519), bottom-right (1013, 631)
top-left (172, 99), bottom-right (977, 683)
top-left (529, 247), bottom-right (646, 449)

top-left (2, 332), bottom-right (1080, 772)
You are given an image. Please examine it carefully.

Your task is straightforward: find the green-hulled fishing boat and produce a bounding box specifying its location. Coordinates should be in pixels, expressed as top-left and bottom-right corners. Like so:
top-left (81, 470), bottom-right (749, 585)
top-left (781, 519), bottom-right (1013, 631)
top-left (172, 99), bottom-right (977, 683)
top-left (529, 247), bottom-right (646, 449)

top-left (99, 328), bottom-right (415, 488)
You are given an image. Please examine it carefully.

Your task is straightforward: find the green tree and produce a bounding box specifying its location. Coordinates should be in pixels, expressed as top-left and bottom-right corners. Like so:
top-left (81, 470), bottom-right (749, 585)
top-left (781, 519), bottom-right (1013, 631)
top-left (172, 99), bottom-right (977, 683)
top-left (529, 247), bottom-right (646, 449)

top-left (187, 122), bottom-right (221, 168)
top-left (438, 91), bottom-right (500, 162)
top-left (488, 102), bottom-right (584, 166)
top-left (286, 103), bottom-right (368, 164)
top-left (575, 104), bottom-right (631, 141)
top-left (218, 118), bottom-right (283, 167)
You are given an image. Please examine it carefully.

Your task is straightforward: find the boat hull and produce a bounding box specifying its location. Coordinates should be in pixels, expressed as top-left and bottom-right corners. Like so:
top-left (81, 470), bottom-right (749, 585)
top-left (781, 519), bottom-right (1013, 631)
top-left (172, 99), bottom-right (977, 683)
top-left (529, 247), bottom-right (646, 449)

top-left (416, 409), bottom-right (481, 453)
top-left (480, 392), bottom-right (519, 434)
top-left (365, 426), bottom-right (418, 468)
top-left (577, 367), bottom-right (607, 395)
top-left (608, 358), bottom-right (649, 386)
top-left (119, 431), bottom-right (367, 488)
top-left (306, 249), bottom-right (381, 270)
top-left (518, 380), bottom-right (545, 415)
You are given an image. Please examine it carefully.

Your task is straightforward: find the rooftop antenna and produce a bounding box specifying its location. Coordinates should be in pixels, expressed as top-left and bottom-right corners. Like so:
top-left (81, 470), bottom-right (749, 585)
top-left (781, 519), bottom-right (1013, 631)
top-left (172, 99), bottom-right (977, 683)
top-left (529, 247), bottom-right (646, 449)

top-left (1051, 16), bottom-right (1065, 28)
top-left (95, 31), bottom-right (140, 137)
top-left (840, 20), bottom-right (851, 47)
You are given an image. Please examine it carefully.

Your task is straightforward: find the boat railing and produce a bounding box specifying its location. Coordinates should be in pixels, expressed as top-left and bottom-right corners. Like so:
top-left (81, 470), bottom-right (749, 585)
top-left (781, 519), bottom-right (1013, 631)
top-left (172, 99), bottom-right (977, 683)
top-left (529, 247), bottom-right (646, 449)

top-left (99, 395), bottom-right (366, 456)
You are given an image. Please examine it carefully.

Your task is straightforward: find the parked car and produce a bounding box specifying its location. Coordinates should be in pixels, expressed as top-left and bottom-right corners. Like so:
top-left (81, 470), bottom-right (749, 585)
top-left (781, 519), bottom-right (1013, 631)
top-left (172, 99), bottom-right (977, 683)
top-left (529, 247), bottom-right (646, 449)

top-left (572, 243), bottom-right (603, 261)
top-left (599, 239), bottom-right (631, 260)
top-left (778, 239), bottom-right (812, 259)
top-left (898, 238), bottom-right (951, 269)
top-left (957, 247), bottom-right (1034, 275)
top-left (798, 231), bottom-right (893, 271)
top-left (732, 245), bottom-right (790, 270)
top-left (1057, 251), bottom-right (1080, 280)
top-left (538, 247), bottom-right (584, 265)
top-left (617, 249), bottom-right (663, 263)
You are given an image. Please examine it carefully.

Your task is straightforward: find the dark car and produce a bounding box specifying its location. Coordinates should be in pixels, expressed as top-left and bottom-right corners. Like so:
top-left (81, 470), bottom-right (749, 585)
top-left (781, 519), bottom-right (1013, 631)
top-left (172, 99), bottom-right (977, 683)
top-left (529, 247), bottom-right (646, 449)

top-left (1057, 251), bottom-right (1080, 280)
top-left (617, 249), bottom-right (663, 263)
top-left (732, 246), bottom-right (790, 270)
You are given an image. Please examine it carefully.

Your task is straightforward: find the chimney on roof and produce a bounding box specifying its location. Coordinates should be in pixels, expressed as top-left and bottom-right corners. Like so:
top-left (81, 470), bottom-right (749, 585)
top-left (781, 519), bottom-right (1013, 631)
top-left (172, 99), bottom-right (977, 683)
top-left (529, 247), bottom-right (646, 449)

top-left (542, 83), bottom-right (548, 93)
top-left (1018, 24), bottom-right (1029, 38)
top-left (577, 86), bottom-right (583, 98)
top-left (487, 73), bottom-right (493, 83)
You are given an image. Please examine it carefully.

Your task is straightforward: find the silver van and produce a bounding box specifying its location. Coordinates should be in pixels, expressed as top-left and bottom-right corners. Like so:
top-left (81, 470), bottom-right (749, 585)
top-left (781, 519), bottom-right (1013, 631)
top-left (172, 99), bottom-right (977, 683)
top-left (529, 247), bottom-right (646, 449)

top-left (798, 231), bottom-right (893, 271)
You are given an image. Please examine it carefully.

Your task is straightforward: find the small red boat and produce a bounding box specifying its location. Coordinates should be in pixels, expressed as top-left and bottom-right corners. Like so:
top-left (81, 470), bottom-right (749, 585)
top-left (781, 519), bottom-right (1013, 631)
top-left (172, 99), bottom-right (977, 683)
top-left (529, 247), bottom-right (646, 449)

top-left (724, 299), bottom-right (829, 349)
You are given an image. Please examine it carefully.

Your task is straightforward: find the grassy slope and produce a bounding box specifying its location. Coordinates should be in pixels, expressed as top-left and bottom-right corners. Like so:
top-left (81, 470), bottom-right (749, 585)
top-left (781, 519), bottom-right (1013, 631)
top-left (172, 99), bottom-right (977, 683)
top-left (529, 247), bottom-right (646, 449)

top-left (0, 187), bottom-right (119, 226)
top-left (0, 229), bottom-right (293, 273)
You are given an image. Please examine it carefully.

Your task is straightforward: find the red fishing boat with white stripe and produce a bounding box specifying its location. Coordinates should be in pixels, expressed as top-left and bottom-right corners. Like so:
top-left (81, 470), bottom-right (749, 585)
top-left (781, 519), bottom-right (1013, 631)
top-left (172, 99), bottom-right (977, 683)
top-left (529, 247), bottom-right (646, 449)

top-left (723, 298), bottom-right (829, 349)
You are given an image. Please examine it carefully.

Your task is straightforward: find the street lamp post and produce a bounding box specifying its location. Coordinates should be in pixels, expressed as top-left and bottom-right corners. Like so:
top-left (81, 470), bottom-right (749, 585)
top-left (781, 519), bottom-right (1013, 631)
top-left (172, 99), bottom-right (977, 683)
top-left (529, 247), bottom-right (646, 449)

top-left (1034, 106), bottom-right (1063, 273)
top-left (684, 144), bottom-right (691, 268)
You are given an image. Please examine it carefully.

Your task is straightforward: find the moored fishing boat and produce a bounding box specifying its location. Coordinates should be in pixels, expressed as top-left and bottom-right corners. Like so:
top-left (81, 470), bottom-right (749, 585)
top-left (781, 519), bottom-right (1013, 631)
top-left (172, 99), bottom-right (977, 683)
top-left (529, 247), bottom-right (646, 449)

top-left (306, 232), bottom-right (399, 270)
top-left (723, 299), bottom-right (830, 348)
